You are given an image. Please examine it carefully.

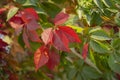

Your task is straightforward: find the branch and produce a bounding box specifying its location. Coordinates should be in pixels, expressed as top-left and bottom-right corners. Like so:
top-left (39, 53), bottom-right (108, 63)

top-left (70, 48), bottom-right (102, 74)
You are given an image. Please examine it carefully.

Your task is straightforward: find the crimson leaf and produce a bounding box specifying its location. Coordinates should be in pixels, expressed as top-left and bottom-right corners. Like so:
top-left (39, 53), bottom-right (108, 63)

top-left (58, 26), bottom-right (81, 43)
top-left (53, 12), bottom-right (69, 25)
top-left (52, 30), bottom-right (70, 52)
top-left (34, 46), bottom-right (49, 71)
top-left (46, 51), bottom-right (60, 70)
top-left (23, 8), bottom-right (39, 20)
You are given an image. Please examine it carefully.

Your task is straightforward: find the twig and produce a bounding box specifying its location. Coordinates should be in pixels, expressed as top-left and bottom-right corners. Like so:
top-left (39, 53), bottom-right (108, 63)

top-left (70, 48), bottom-right (102, 74)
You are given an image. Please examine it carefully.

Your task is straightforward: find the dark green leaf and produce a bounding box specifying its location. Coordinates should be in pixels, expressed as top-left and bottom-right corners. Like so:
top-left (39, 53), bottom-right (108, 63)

top-left (68, 68), bottom-right (77, 80)
top-left (34, 6), bottom-right (47, 15)
top-left (90, 40), bottom-right (110, 53)
top-left (90, 12), bottom-right (102, 26)
top-left (108, 54), bottom-right (120, 74)
top-left (13, 0), bottom-right (26, 4)
top-left (20, 0), bottom-right (39, 6)
top-left (93, 0), bottom-right (103, 9)
top-left (102, 0), bottom-right (113, 8)
top-left (30, 41), bottom-right (41, 51)
top-left (51, 0), bottom-right (66, 4)
top-left (41, 2), bottom-right (61, 18)
top-left (76, 73), bottom-right (82, 80)
top-left (82, 66), bottom-right (101, 79)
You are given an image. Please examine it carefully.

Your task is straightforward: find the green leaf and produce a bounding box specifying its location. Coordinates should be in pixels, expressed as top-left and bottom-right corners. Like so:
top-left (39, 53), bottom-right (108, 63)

top-left (82, 66), bottom-right (101, 79)
top-left (90, 11), bottom-right (102, 26)
top-left (13, 0), bottom-right (26, 4)
top-left (76, 73), bottom-right (82, 80)
top-left (106, 8), bottom-right (118, 13)
top-left (41, 2), bottom-right (61, 18)
top-left (115, 12), bottom-right (120, 27)
top-left (30, 41), bottom-right (41, 51)
top-left (68, 68), bottom-right (77, 80)
top-left (68, 25), bottom-right (83, 33)
top-left (93, 0), bottom-right (103, 9)
top-left (65, 14), bottom-right (79, 25)
top-left (34, 6), bottom-right (47, 15)
top-left (90, 40), bottom-right (110, 53)
top-left (7, 7), bottom-right (19, 21)
top-left (85, 14), bottom-right (92, 26)
top-left (90, 30), bottom-right (111, 41)
top-left (51, 0), bottom-right (66, 4)
top-left (108, 54), bottom-right (120, 74)
top-left (89, 27), bottom-right (102, 34)
top-left (102, 0), bottom-right (113, 8)
top-left (111, 39), bottom-right (120, 49)
top-left (22, 0), bottom-right (39, 6)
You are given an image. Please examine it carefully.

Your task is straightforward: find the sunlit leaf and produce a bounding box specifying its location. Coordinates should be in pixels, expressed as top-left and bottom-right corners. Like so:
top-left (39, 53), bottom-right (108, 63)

top-left (7, 7), bottom-right (19, 21)
top-left (34, 46), bottom-right (49, 71)
top-left (41, 28), bottom-right (53, 45)
top-left (68, 25), bottom-right (84, 33)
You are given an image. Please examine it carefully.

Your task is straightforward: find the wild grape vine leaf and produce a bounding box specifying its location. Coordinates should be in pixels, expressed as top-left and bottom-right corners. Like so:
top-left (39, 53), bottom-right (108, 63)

top-left (34, 46), bottom-right (49, 71)
top-left (58, 26), bottom-right (81, 43)
top-left (53, 12), bottom-right (69, 25)
top-left (82, 43), bottom-right (89, 60)
top-left (42, 12), bottom-right (81, 51)
top-left (9, 8), bottom-right (41, 47)
top-left (41, 28), bottom-right (53, 45)
top-left (46, 51), bottom-right (60, 70)
top-left (52, 29), bottom-right (70, 52)
top-left (41, 26), bottom-right (81, 52)
top-left (34, 45), bottom-right (60, 71)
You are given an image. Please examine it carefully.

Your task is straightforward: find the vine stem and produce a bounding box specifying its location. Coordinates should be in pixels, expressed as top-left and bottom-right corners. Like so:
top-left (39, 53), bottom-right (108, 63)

top-left (70, 48), bottom-right (102, 74)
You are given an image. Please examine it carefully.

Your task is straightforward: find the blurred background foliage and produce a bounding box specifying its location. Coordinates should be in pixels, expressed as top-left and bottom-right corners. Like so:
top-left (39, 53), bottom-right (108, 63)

top-left (0, 0), bottom-right (120, 80)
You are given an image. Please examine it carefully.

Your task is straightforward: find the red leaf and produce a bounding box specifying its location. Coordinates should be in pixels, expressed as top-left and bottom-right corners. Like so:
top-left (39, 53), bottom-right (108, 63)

top-left (53, 12), bottom-right (69, 25)
top-left (26, 19), bottom-right (40, 31)
top-left (9, 16), bottom-right (24, 29)
top-left (46, 51), bottom-right (60, 70)
top-left (41, 28), bottom-right (53, 45)
top-left (9, 16), bottom-right (24, 35)
top-left (52, 30), bottom-right (70, 52)
top-left (23, 8), bottom-right (39, 20)
top-left (27, 30), bottom-right (41, 42)
top-left (82, 43), bottom-right (89, 60)
top-left (23, 28), bottom-right (30, 48)
top-left (34, 46), bottom-right (49, 71)
top-left (58, 26), bottom-right (81, 43)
